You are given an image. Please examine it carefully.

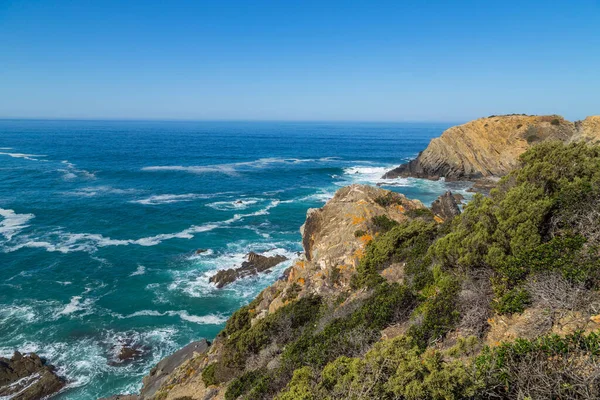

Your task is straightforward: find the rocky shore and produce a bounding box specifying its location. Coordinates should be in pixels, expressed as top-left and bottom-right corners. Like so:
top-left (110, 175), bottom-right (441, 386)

top-left (383, 114), bottom-right (600, 181)
top-left (0, 352), bottom-right (65, 400)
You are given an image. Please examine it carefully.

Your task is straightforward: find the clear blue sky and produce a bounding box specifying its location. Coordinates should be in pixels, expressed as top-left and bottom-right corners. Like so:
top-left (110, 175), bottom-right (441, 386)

top-left (1, 0), bottom-right (599, 121)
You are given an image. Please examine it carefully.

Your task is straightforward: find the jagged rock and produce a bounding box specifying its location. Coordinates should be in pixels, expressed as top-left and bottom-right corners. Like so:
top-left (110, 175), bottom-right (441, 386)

top-left (99, 395), bottom-right (140, 400)
top-left (195, 249), bottom-right (208, 254)
top-left (431, 191), bottom-right (461, 221)
top-left (383, 115), bottom-right (600, 181)
top-left (0, 351), bottom-right (65, 400)
top-left (452, 193), bottom-right (465, 204)
top-left (209, 252), bottom-right (287, 288)
top-left (140, 340), bottom-right (209, 399)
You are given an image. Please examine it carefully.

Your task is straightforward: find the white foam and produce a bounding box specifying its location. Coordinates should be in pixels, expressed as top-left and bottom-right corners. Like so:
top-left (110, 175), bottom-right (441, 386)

top-left (116, 309), bottom-right (226, 325)
top-left (0, 152), bottom-right (46, 161)
top-left (56, 296), bottom-right (94, 316)
top-left (0, 208), bottom-right (35, 241)
top-left (59, 160), bottom-right (96, 180)
top-left (129, 265), bottom-right (146, 277)
top-left (131, 193), bottom-right (208, 205)
top-left (4, 200), bottom-right (281, 254)
top-left (142, 157), bottom-right (340, 177)
top-left (65, 186), bottom-right (135, 197)
top-left (207, 198), bottom-right (260, 211)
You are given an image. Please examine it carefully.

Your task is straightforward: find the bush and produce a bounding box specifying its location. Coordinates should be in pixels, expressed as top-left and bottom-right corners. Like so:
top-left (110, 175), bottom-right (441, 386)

top-left (201, 363), bottom-right (218, 387)
top-left (408, 273), bottom-right (461, 349)
top-left (475, 331), bottom-right (600, 399)
top-left (370, 214), bottom-right (398, 232)
top-left (374, 192), bottom-right (403, 207)
top-left (355, 220), bottom-right (438, 287)
top-left (551, 118), bottom-right (561, 125)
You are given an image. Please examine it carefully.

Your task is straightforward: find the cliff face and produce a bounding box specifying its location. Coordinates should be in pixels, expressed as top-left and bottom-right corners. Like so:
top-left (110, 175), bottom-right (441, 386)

top-left (132, 184), bottom-right (428, 400)
top-left (383, 115), bottom-right (600, 180)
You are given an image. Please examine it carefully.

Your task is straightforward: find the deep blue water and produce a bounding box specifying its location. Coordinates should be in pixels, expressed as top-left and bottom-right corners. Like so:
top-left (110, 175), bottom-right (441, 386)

top-left (0, 120), bottom-right (470, 399)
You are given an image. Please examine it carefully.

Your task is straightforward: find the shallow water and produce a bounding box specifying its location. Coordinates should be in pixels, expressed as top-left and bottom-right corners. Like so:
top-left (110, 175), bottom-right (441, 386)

top-left (0, 120), bottom-right (470, 399)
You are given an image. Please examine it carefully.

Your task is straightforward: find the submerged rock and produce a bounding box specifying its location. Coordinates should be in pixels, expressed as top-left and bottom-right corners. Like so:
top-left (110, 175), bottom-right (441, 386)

top-left (0, 351), bottom-right (65, 400)
top-left (209, 252), bottom-right (288, 288)
top-left (431, 191), bottom-right (461, 221)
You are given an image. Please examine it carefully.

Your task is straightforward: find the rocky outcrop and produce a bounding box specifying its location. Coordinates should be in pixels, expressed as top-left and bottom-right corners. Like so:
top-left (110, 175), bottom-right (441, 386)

top-left (0, 352), bottom-right (65, 400)
top-left (140, 340), bottom-right (209, 399)
top-left (383, 115), bottom-right (600, 181)
top-left (431, 191), bottom-right (461, 221)
top-left (127, 185), bottom-right (428, 400)
top-left (209, 252), bottom-right (288, 288)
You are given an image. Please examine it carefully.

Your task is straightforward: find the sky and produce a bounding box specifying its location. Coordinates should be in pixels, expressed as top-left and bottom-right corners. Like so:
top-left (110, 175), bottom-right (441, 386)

top-left (0, 0), bottom-right (599, 121)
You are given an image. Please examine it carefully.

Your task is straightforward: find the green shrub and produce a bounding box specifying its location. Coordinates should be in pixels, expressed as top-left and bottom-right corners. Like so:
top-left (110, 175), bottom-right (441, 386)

top-left (374, 192), bottom-right (402, 207)
top-left (225, 369), bottom-right (268, 400)
top-left (408, 273), bottom-right (461, 349)
top-left (370, 214), bottom-right (398, 232)
top-left (551, 118), bottom-right (560, 125)
top-left (353, 229), bottom-right (366, 237)
top-left (355, 220), bottom-right (438, 287)
top-left (493, 287), bottom-right (531, 314)
top-left (201, 363), bottom-right (218, 387)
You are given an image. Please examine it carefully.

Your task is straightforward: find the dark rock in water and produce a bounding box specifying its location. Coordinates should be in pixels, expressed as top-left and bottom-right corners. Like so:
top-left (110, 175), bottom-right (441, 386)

top-left (140, 339), bottom-right (209, 400)
top-left (0, 351), bottom-right (65, 400)
top-left (108, 340), bottom-right (149, 367)
top-left (453, 193), bottom-right (465, 204)
top-left (431, 191), bottom-right (461, 221)
top-left (209, 252), bottom-right (288, 288)
top-left (235, 200), bottom-right (243, 204)
top-left (98, 395), bottom-right (140, 400)
top-left (195, 249), bottom-right (208, 254)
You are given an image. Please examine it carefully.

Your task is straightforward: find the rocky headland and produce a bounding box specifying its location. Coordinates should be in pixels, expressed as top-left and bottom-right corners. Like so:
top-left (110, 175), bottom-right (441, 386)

top-left (84, 116), bottom-right (600, 399)
top-left (383, 114), bottom-right (600, 181)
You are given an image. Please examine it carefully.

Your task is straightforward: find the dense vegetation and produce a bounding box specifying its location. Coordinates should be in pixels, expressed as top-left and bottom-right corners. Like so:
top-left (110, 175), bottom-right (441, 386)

top-left (203, 142), bottom-right (600, 399)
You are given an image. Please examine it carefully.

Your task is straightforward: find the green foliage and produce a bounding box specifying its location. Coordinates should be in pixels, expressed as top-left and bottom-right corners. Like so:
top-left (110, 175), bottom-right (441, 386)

top-left (370, 214), bottom-right (398, 232)
top-left (225, 369), bottom-right (268, 400)
top-left (374, 192), bottom-right (402, 207)
top-left (474, 331), bottom-right (600, 399)
top-left (283, 283), bottom-right (302, 302)
top-left (551, 118), bottom-right (561, 125)
top-left (275, 367), bottom-right (317, 400)
top-left (431, 142), bottom-right (600, 313)
top-left (493, 287), bottom-right (531, 314)
top-left (408, 272), bottom-right (461, 349)
top-left (201, 362), bottom-right (217, 387)
top-left (281, 335), bottom-right (478, 400)
top-left (406, 208), bottom-right (434, 219)
top-left (355, 219), bottom-right (438, 287)
top-left (215, 296), bottom-right (323, 383)
top-left (353, 229), bottom-right (366, 238)
top-left (282, 283), bottom-right (416, 369)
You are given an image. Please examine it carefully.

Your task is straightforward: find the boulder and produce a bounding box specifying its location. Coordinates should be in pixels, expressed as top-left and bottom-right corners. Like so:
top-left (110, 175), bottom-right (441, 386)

top-left (431, 191), bottom-right (461, 221)
top-left (0, 351), bottom-right (65, 400)
top-left (209, 252), bottom-right (288, 288)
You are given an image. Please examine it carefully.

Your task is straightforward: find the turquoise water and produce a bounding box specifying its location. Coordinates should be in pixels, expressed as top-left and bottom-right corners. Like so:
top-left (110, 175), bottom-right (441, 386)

top-left (0, 120), bottom-right (470, 399)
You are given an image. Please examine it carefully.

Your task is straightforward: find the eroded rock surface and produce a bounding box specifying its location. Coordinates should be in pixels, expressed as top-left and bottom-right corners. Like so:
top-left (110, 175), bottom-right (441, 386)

top-left (0, 352), bottom-right (65, 400)
top-left (431, 191), bottom-right (461, 221)
top-left (209, 252), bottom-right (288, 288)
top-left (383, 115), bottom-right (600, 181)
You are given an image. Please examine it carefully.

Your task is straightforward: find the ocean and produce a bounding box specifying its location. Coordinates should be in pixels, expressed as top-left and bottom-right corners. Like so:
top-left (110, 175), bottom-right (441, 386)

top-left (0, 120), bottom-right (471, 399)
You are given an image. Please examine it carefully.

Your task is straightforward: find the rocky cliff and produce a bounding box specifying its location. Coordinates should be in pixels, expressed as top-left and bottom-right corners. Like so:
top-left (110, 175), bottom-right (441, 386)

top-left (106, 142), bottom-right (600, 399)
top-left (383, 115), bottom-right (600, 180)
